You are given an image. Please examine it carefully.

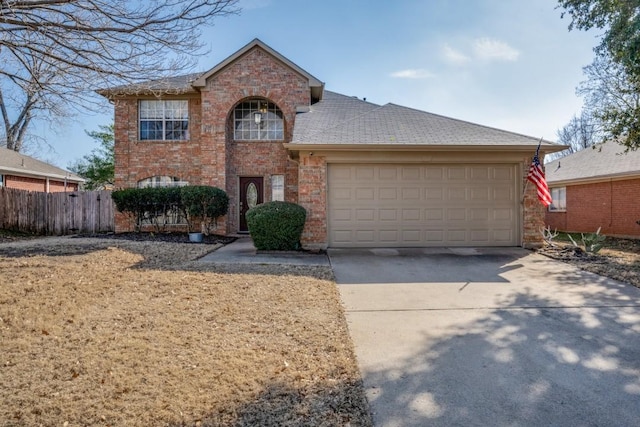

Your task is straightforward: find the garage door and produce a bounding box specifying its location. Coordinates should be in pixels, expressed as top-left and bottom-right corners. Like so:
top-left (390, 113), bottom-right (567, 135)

top-left (328, 164), bottom-right (518, 247)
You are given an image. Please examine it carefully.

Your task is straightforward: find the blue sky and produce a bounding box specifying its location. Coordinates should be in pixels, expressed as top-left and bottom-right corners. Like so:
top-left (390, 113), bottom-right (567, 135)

top-left (41, 0), bottom-right (598, 168)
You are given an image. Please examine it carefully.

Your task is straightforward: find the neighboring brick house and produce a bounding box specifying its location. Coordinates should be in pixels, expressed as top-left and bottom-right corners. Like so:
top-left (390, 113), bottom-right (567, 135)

top-left (99, 38), bottom-right (563, 249)
top-left (0, 148), bottom-right (84, 192)
top-left (546, 141), bottom-right (640, 238)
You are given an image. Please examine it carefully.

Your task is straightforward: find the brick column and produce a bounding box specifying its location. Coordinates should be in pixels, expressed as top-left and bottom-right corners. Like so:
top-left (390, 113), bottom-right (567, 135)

top-left (297, 154), bottom-right (327, 250)
top-left (522, 156), bottom-right (545, 249)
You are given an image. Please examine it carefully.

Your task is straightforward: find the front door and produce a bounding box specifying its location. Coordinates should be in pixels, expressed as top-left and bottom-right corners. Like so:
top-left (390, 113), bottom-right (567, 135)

top-left (239, 177), bottom-right (264, 232)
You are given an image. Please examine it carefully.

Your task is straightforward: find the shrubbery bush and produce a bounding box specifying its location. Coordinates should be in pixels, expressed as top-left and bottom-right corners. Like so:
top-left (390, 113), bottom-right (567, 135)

top-left (246, 201), bottom-right (306, 251)
top-left (180, 185), bottom-right (229, 234)
top-left (111, 185), bottom-right (228, 233)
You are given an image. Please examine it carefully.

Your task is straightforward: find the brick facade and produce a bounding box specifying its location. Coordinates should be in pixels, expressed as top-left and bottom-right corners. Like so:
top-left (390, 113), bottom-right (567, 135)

top-left (4, 175), bottom-right (78, 193)
top-left (546, 178), bottom-right (640, 238)
top-left (112, 46), bottom-right (309, 234)
top-left (297, 153), bottom-right (327, 250)
top-left (109, 40), bottom-right (546, 248)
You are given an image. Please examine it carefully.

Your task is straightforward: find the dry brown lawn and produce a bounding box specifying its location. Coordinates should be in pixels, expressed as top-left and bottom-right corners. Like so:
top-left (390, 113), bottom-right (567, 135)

top-left (0, 237), bottom-right (371, 426)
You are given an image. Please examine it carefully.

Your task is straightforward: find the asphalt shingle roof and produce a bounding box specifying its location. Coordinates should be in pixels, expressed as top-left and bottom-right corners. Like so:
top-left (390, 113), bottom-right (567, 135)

top-left (292, 91), bottom-right (559, 147)
top-left (0, 148), bottom-right (84, 182)
top-left (545, 141), bottom-right (640, 184)
top-left (97, 73), bottom-right (203, 96)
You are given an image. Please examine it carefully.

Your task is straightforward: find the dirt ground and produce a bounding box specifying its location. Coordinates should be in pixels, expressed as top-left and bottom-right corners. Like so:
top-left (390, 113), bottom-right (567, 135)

top-left (536, 237), bottom-right (640, 289)
top-left (0, 236), bottom-right (372, 426)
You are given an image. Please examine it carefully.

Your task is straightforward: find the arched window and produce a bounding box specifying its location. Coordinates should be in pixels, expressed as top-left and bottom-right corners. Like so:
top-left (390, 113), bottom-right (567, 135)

top-left (234, 99), bottom-right (284, 140)
top-left (137, 176), bottom-right (187, 188)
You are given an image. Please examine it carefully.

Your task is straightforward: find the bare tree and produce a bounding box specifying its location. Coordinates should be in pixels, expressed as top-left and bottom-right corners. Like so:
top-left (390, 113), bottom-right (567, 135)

top-left (578, 54), bottom-right (640, 151)
top-left (549, 110), bottom-right (600, 161)
top-left (552, 54), bottom-right (640, 161)
top-left (0, 0), bottom-right (240, 152)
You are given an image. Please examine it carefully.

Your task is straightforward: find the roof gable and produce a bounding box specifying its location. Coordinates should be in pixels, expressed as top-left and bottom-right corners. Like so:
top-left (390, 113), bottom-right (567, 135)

top-left (98, 39), bottom-right (324, 99)
top-left (292, 91), bottom-right (562, 149)
top-left (0, 148), bottom-right (84, 182)
top-left (546, 141), bottom-right (640, 184)
top-left (192, 38), bottom-right (324, 100)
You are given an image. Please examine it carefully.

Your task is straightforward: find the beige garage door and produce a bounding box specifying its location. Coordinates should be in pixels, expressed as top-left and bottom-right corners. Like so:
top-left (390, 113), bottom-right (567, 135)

top-left (328, 164), bottom-right (519, 247)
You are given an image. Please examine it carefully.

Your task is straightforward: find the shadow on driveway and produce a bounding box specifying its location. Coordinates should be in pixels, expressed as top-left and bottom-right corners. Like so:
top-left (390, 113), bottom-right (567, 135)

top-left (330, 247), bottom-right (640, 426)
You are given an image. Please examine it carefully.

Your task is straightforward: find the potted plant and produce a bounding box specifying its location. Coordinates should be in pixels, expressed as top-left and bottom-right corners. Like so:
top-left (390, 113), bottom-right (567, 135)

top-left (180, 186), bottom-right (229, 242)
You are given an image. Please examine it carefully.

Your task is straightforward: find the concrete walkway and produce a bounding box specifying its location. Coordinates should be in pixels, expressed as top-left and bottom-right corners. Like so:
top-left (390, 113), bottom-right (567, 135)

top-left (329, 247), bottom-right (640, 427)
top-left (198, 237), bottom-right (330, 266)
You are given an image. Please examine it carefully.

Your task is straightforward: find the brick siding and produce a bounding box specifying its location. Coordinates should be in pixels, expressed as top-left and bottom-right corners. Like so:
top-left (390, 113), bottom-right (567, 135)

top-left (4, 175), bottom-right (78, 193)
top-left (113, 46), bottom-right (309, 234)
top-left (522, 156), bottom-right (546, 248)
top-left (546, 178), bottom-right (640, 238)
top-left (297, 153), bottom-right (327, 250)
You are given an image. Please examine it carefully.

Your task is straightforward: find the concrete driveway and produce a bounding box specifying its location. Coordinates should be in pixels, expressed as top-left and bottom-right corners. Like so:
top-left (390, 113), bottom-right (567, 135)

top-left (329, 247), bottom-right (640, 427)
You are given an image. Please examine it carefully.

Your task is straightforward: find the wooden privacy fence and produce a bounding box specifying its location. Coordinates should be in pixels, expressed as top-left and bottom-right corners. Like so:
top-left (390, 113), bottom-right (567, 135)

top-left (0, 188), bottom-right (114, 235)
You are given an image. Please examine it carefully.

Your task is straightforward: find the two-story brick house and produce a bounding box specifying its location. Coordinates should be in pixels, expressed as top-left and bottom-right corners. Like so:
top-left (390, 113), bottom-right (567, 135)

top-left (99, 39), bottom-right (562, 249)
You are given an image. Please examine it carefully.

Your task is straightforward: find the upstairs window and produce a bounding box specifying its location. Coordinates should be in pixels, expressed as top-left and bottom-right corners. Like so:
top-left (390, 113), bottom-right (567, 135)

top-left (234, 99), bottom-right (284, 140)
top-left (139, 100), bottom-right (189, 141)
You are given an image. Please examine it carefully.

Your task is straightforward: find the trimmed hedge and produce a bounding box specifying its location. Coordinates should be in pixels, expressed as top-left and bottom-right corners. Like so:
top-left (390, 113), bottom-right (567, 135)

top-left (180, 185), bottom-right (229, 233)
top-left (111, 186), bottom-right (183, 232)
top-left (111, 185), bottom-right (228, 233)
top-left (246, 201), bottom-right (306, 251)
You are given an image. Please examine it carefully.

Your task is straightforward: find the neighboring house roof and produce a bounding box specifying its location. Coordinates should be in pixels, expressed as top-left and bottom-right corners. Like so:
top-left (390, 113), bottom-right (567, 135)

top-left (0, 148), bottom-right (85, 183)
top-left (546, 141), bottom-right (640, 186)
top-left (290, 91), bottom-right (562, 151)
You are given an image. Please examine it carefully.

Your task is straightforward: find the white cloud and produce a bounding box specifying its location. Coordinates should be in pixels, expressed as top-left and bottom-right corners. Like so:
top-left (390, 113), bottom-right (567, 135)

top-left (390, 69), bottom-right (435, 79)
top-left (442, 44), bottom-right (470, 65)
top-left (473, 37), bottom-right (520, 62)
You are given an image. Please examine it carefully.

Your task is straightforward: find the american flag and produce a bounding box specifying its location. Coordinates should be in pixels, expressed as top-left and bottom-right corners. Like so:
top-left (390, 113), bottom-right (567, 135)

top-left (527, 147), bottom-right (552, 207)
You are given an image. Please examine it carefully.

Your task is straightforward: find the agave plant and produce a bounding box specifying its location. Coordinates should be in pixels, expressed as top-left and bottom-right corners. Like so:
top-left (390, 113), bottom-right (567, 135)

top-left (567, 227), bottom-right (606, 254)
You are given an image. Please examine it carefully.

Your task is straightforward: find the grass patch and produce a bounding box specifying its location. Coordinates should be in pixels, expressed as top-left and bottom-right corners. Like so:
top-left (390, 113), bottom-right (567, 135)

top-left (0, 240), bottom-right (371, 426)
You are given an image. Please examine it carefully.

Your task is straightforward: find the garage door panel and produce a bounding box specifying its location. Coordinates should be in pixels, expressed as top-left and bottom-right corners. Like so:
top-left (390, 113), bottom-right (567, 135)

top-left (447, 208), bottom-right (466, 221)
top-left (470, 230), bottom-right (490, 242)
top-left (379, 230), bottom-right (399, 242)
top-left (379, 209), bottom-right (397, 221)
top-left (426, 187), bottom-right (444, 200)
top-left (355, 167), bottom-right (375, 180)
top-left (493, 166), bottom-right (514, 180)
top-left (470, 208), bottom-right (489, 221)
top-left (328, 164), bottom-right (518, 247)
top-left (447, 230), bottom-right (467, 242)
top-left (470, 167), bottom-right (489, 180)
top-left (494, 229), bottom-right (514, 242)
top-left (400, 168), bottom-right (420, 180)
top-left (332, 209), bottom-right (352, 221)
top-left (402, 188), bottom-right (421, 200)
top-left (355, 209), bottom-right (375, 221)
top-left (332, 188), bottom-right (352, 200)
top-left (379, 188), bottom-right (398, 199)
top-left (355, 230), bottom-right (375, 242)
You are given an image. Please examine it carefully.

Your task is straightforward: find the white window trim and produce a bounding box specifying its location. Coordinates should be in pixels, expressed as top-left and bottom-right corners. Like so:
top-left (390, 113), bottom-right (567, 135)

top-left (271, 174), bottom-right (285, 201)
top-left (233, 99), bottom-right (284, 141)
top-left (139, 100), bottom-right (189, 141)
top-left (549, 187), bottom-right (566, 212)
